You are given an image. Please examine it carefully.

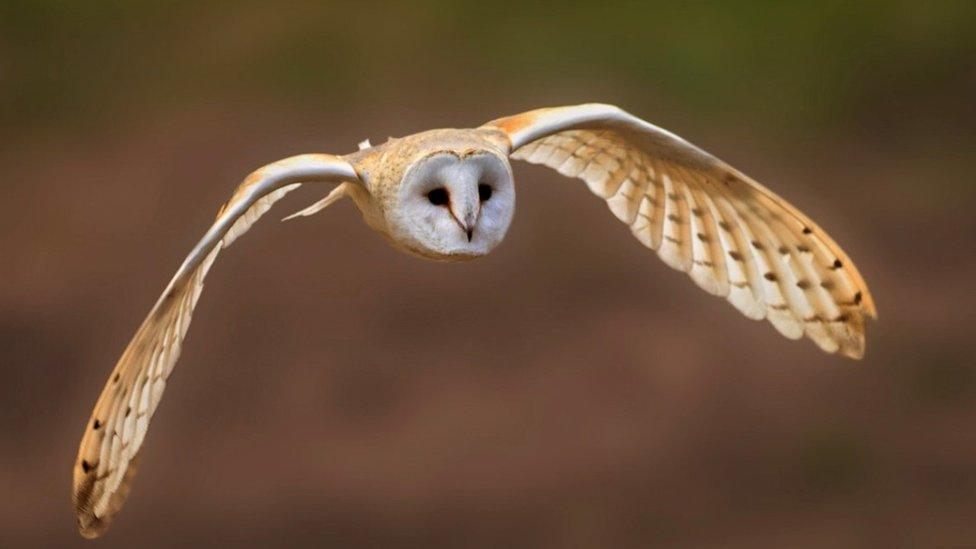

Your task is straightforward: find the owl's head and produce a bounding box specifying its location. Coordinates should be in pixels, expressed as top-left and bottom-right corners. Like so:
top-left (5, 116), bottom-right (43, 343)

top-left (383, 131), bottom-right (515, 261)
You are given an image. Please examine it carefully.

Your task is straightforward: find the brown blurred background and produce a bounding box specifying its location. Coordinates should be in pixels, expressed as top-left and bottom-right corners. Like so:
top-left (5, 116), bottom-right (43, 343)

top-left (2, 2), bottom-right (975, 547)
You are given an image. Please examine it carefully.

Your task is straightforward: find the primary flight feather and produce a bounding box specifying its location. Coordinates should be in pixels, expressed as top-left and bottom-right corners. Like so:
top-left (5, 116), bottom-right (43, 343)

top-left (73, 103), bottom-right (876, 537)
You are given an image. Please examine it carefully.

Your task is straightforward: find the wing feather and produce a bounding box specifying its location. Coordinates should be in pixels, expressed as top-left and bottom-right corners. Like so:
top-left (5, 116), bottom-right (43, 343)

top-left (487, 103), bottom-right (874, 358)
top-left (73, 154), bottom-right (358, 538)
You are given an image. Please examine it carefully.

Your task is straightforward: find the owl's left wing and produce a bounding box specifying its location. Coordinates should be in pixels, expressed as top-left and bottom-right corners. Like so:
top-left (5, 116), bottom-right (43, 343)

top-left (482, 104), bottom-right (876, 358)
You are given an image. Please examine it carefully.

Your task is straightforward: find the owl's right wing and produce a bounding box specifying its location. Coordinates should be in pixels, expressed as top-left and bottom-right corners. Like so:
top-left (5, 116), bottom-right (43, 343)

top-left (483, 104), bottom-right (875, 358)
top-left (73, 153), bottom-right (360, 538)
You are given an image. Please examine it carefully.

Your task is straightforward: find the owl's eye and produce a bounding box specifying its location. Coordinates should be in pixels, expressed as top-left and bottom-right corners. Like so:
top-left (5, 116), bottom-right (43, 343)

top-left (427, 187), bottom-right (449, 206)
top-left (478, 184), bottom-right (493, 202)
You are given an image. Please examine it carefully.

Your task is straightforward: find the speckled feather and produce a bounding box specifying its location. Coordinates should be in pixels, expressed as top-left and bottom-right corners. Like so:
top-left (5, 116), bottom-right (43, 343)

top-left (485, 104), bottom-right (876, 358)
top-left (73, 154), bottom-right (357, 537)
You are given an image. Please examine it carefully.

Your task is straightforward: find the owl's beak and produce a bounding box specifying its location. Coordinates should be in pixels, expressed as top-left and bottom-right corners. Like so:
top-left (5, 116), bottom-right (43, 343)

top-left (441, 165), bottom-right (483, 243)
top-left (449, 197), bottom-right (479, 242)
top-left (449, 211), bottom-right (475, 241)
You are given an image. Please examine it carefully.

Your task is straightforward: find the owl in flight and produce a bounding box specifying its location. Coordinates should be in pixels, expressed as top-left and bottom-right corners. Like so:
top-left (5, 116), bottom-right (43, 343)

top-left (73, 103), bottom-right (876, 537)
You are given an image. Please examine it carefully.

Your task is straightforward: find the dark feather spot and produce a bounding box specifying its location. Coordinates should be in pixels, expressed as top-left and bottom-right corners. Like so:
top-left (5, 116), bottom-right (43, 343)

top-left (113, 372), bottom-right (120, 383)
top-left (664, 236), bottom-right (681, 245)
top-left (796, 244), bottom-right (811, 253)
top-left (802, 227), bottom-right (813, 235)
top-left (93, 419), bottom-right (101, 430)
top-left (751, 240), bottom-right (765, 250)
top-left (764, 272), bottom-right (777, 282)
top-left (667, 192), bottom-right (681, 201)
top-left (696, 232), bottom-right (710, 243)
top-left (821, 280), bottom-right (835, 290)
top-left (729, 251), bottom-right (743, 262)
top-left (778, 246), bottom-right (789, 255)
top-left (125, 406), bottom-right (131, 418)
top-left (718, 221), bottom-right (731, 232)
top-left (81, 460), bottom-right (94, 473)
top-left (691, 207), bottom-right (703, 217)
top-left (796, 280), bottom-right (811, 289)
top-left (834, 313), bottom-right (851, 323)
top-left (667, 214), bottom-right (682, 224)
top-left (832, 259), bottom-right (843, 269)
top-left (854, 291), bottom-right (863, 305)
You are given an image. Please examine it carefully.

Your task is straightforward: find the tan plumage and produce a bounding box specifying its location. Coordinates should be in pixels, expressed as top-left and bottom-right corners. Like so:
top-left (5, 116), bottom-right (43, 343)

top-left (73, 154), bottom-right (357, 537)
top-left (73, 104), bottom-right (875, 537)
top-left (486, 105), bottom-right (875, 357)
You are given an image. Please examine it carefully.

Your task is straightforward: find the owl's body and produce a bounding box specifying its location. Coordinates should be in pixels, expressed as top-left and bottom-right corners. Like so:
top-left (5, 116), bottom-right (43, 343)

top-left (72, 104), bottom-right (876, 537)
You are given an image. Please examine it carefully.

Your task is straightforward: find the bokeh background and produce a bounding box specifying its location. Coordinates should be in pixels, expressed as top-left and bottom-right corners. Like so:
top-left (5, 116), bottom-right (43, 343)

top-left (2, 1), bottom-right (975, 547)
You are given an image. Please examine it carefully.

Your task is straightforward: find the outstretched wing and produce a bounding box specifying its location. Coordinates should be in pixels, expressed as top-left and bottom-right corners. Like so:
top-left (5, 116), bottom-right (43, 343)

top-left (483, 104), bottom-right (876, 358)
top-left (73, 153), bottom-right (359, 538)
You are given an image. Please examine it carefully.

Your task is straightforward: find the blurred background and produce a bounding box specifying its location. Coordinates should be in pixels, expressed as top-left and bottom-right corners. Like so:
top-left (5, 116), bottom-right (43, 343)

top-left (2, 1), bottom-right (974, 547)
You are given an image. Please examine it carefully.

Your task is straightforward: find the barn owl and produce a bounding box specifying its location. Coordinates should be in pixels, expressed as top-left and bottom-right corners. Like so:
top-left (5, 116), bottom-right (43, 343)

top-left (73, 103), bottom-right (876, 537)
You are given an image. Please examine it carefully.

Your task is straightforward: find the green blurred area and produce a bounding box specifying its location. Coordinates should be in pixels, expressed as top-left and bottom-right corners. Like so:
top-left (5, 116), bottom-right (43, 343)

top-left (3, 1), bottom-right (974, 134)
